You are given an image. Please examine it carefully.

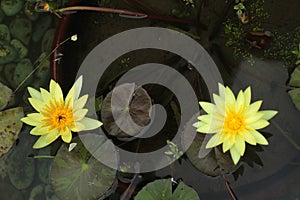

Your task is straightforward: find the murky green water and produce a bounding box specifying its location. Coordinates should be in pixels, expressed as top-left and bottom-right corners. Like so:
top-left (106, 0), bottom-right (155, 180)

top-left (1, 0), bottom-right (300, 199)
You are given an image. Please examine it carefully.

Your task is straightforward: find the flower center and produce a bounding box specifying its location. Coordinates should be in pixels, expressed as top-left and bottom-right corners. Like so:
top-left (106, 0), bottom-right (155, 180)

top-left (42, 99), bottom-right (74, 132)
top-left (224, 113), bottom-right (244, 131)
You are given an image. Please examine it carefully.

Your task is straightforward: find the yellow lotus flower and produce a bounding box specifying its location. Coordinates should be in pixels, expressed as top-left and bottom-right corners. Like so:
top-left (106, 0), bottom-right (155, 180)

top-left (193, 83), bottom-right (278, 164)
top-left (21, 76), bottom-right (102, 149)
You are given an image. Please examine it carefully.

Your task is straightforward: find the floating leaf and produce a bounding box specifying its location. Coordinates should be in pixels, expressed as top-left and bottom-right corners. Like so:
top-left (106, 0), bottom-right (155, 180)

top-left (0, 107), bottom-right (24, 157)
top-left (0, 183), bottom-right (23, 200)
top-left (101, 83), bottom-right (152, 137)
top-left (0, 41), bottom-right (17, 64)
top-left (1, 0), bottom-right (23, 16)
top-left (288, 88), bottom-right (300, 110)
top-left (0, 24), bottom-right (10, 42)
top-left (13, 58), bottom-right (33, 88)
top-left (134, 179), bottom-right (200, 200)
top-left (32, 15), bottom-right (52, 42)
top-left (9, 18), bottom-right (32, 45)
top-left (50, 137), bottom-right (116, 200)
top-left (0, 81), bottom-right (12, 110)
top-left (10, 39), bottom-right (28, 60)
top-left (289, 66), bottom-right (300, 87)
top-left (29, 185), bottom-right (45, 200)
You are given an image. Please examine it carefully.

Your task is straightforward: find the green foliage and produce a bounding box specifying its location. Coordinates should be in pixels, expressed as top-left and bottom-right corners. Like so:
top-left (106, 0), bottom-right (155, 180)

top-left (291, 44), bottom-right (300, 65)
top-left (182, 0), bottom-right (195, 8)
top-left (165, 140), bottom-right (183, 160)
top-left (234, 2), bottom-right (245, 17)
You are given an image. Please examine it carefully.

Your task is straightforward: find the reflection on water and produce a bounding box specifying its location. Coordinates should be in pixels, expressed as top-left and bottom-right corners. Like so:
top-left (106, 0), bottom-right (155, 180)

top-left (1, 0), bottom-right (300, 200)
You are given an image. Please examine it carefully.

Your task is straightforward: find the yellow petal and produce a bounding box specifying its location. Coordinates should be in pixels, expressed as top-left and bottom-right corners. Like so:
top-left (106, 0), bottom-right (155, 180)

top-left (197, 123), bottom-right (221, 134)
top-left (50, 80), bottom-right (63, 101)
top-left (27, 113), bottom-right (44, 122)
top-left (250, 119), bottom-right (269, 129)
top-left (45, 129), bottom-right (59, 143)
top-left (72, 121), bottom-right (86, 132)
top-left (249, 130), bottom-right (269, 145)
top-left (244, 87), bottom-right (251, 106)
top-left (21, 116), bottom-right (41, 126)
top-left (198, 114), bottom-right (212, 123)
top-left (241, 130), bottom-right (257, 145)
top-left (61, 130), bottom-right (72, 143)
top-left (259, 110), bottom-right (278, 121)
top-left (218, 83), bottom-right (226, 98)
top-left (235, 90), bottom-right (245, 112)
top-left (193, 121), bottom-right (205, 128)
top-left (230, 147), bottom-right (241, 165)
top-left (206, 133), bottom-right (224, 148)
top-left (66, 76), bottom-right (83, 102)
top-left (245, 100), bottom-right (262, 116)
top-left (79, 117), bottom-right (102, 131)
top-left (199, 102), bottom-right (215, 113)
top-left (245, 112), bottom-right (264, 124)
top-left (30, 126), bottom-right (50, 135)
top-left (40, 88), bottom-right (52, 103)
top-left (74, 94), bottom-right (88, 110)
top-left (28, 98), bottom-right (45, 112)
top-left (234, 136), bottom-right (245, 156)
top-left (33, 133), bottom-right (58, 149)
top-left (222, 137), bottom-right (234, 152)
top-left (213, 94), bottom-right (226, 115)
top-left (28, 87), bottom-right (42, 101)
top-left (225, 86), bottom-right (236, 105)
top-left (73, 109), bottom-right (88, 121)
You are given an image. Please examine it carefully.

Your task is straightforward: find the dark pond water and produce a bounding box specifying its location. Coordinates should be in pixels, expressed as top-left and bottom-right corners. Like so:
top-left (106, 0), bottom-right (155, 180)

top-left (1, 0), bottom-right (300, 199)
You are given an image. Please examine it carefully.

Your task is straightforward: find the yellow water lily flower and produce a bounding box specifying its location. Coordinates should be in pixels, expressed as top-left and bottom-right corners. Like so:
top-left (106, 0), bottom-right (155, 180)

top-left (193, 83), bottom-right (278, 164)
top-left (21, 76), bottom-right (102, 149)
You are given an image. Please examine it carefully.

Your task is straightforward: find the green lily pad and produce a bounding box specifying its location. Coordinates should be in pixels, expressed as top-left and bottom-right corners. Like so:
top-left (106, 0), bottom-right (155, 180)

top-left (0, 107), bottom-right (24, 157)
top-left (288, 88), bottom-right (300, 110)
top-left (289, 66), bottom-right (300, 87)
top-left (45, 184), bottom-right (60, 200)
top-left (0, 24), bottom-right (10, 42)
top-left (183, 114), bottom-right (235, 177)
top-left (37, 147), bottom-right (52, 184)
top-left (42, 29), bottom-right (55, 53)
top-left (10, 18), bottom-right (32, 45)
top-left (29, 185), bottom-right (45, 200)
top-left (25, 2), bottom-right (39, 21)
top-left (32, 15), bottom-right (52, 42)
top-left (8, 128), bottom-right (35, 190)
top-left (50, 137), bottom-right (116, 200)
top-left (10, 39), bottom-right (28, 60)
top-left (13, 58), bottom-right (33, 88)
top-left (0, 183), bottom-right (23, 200)
top-left (101, 83), bottom-right (152, 137)
top-left (1, 0), bottom-right (23, 16)
top-left (0, 41), bottom-right (17, 64)
top-left (0, 81), bottom-right (12, 110)
top-left (134, 179), bottom-right (200, 200)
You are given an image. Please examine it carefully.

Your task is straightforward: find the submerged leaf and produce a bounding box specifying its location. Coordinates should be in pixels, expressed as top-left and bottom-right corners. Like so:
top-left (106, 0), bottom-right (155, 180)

top-left (50, 137), bottom-right (116, 200)
top-left (288, 88), bottom-right (300, 110)
top-left (0, 81), bottom-right (12, 110)
top-left (134, 179), bottom-right (199, 200)
top-left (289, 66), bottom-right (300, 87)
top-left (0, 107), bottom-right (24, 157)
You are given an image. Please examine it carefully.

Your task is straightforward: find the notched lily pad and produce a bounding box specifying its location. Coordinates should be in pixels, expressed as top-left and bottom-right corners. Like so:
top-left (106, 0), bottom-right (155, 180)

top-left (289, 66), bottom-right (300, 87)
top-left (1, 0), bottom-right (23, 16)
top-left (10, 39), bottom-right (28, 60)
top-left (0, 107), bottom-right (24, 157)
top-left (134, 179), bottom-right (200, 200)
top-left (288, 88), bottom-right (300, 110)
top-left (10, 18), bottom-right (32, 45)
top-left (0, 81), bottom-right (12, 110)
top-left (0, 24), bottom-right (10, 42)
top-left (101, 83), bottom-right (152, 137)
top-left (0, 41), bottom-right (17, 64)
top-left (50, 137), bottom-right (116, 200)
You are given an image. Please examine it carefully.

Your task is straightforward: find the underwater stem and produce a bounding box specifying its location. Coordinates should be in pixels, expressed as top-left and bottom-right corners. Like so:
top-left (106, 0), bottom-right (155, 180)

top-left (222, 174), bottom-right (238, 200)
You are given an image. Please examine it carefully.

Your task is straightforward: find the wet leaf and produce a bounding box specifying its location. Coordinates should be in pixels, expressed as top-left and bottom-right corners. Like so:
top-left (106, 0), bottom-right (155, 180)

top-left (9, 18), bottom-right (32, 45)
top-left (0, 107), bottom-right (24, 157)
top-left (289, 66), bottom-right (300, 87)
top-left (0, 81), bottom-right (12, 110)
top-left (101, 83), bottom-right (152, 137)
top-left (288, 88), bottom-right (300, 110)
top-left (29, 185), bottom-right (45, 200)
top-left (0, 41), bottom-right (17, 64)
top-left (50, 137), bottom-right (116, 200)
top-left (134, 179), bottom-right (199, 200)
top-left (1, 0), bottom-right (23, 16)
top-left (0, 24), bottom-right (10, 42)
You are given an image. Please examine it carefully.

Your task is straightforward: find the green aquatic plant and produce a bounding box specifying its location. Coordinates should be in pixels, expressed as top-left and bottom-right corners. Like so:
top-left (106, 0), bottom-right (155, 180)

top-left (165, 140), bottom-right (183, 160)
top-left (288, 66), bottom-right (300, 110)
top-left (181, 0), bottom-right (195, 8)
top-left (291, 44), bottom-right (300, 65)
top-left (233, 2), bottom-right (245, 18)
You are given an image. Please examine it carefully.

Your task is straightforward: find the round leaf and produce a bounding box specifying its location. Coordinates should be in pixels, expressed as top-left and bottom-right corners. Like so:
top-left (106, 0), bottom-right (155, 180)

top-left (134, 179), bottom-right (200, 200)
top-left (50, 137), bottom-right (116, 200)
top-left (0, 81), bottom-right (12, 110)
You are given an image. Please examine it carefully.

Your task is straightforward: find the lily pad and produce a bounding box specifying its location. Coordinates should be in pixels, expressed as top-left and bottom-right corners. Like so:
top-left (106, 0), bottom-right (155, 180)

top-left (10, 18), bottom-right (32, 45)
top-left (134, 179), bottom-right (200, 200)
top-left (10, 39), bottom-right (28, 60)
top-left (42, 29), bottom-right (55, 53)
top-left (0, 24), bottom-right (10, 42)
top-left (50, 137), bottom-right (116, 200)
top-left (32, 15), bottom-right (52, 42)
top-left (8, 128), bottom-right (35, 190)
top-left (0, 183), bottom-right (23, 200)
top-left (101, 83), bottom-right (152, 137)
top-left (183, 114), bottom-right (235, 177)
top-left (25, 2), bottom-right (39, 21)
top-left (0, 81), bottom-right (12, 110)
top-left (0, 107), bottom-right (24, 157)
top-left (1, 0), bottom-right (23, 16)
top-left (289, 66), bottom-right (300, 87)
top-left (0, 41), bottom-right (17, 64)
top-left (29, 185), bottom-right (45, 200)
top-left (37, 147), bottom-right (52, 184)
top-left (288, 88), bottom-right (300, 110)
top-left (13, 58), bottom-right (33, 88)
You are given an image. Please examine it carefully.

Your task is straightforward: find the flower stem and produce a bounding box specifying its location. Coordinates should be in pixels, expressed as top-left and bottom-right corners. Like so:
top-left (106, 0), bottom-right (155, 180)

top-left (31, 155), bottom-right (56, 159)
